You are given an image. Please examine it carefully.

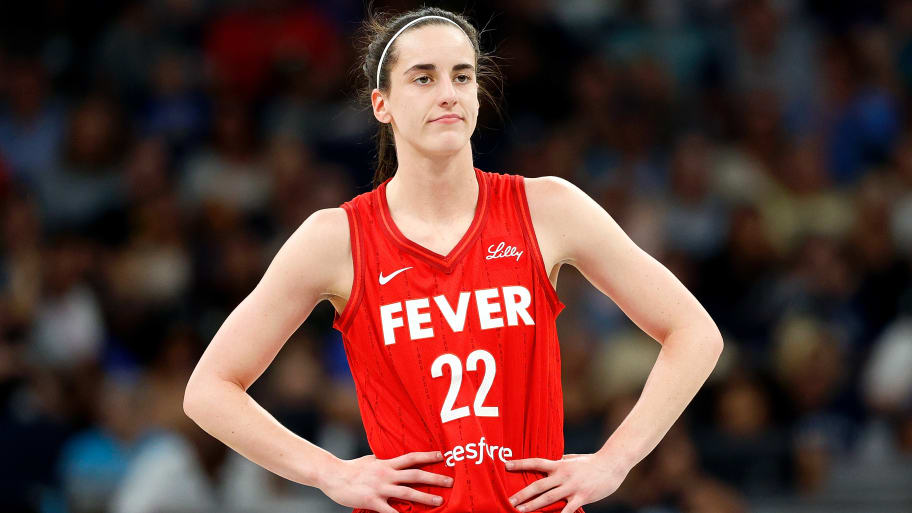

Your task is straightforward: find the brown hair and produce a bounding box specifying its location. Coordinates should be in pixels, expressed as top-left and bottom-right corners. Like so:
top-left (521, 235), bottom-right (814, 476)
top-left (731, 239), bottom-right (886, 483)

top-left (355, 5), bottom-right (503, 186)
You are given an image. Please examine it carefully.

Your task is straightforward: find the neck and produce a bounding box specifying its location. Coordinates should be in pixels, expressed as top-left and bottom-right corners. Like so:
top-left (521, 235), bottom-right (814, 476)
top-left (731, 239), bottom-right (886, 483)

top-left (385, 145), bottom-right (477, 224)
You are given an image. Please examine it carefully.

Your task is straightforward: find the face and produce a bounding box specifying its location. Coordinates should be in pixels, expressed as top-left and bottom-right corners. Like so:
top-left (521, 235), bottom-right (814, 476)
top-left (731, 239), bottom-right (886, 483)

top-left (372, 24), bottom-right (479, 158)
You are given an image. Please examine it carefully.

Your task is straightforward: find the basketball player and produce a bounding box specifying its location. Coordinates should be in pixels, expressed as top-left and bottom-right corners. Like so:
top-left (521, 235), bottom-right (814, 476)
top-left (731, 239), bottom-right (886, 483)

top-left (183, 7), bottom-right (723, 513)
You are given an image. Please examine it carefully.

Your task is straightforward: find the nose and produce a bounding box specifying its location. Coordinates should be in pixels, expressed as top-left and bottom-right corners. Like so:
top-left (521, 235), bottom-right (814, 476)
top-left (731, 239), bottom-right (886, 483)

top-left (439, 79), bottom-right (457, 107)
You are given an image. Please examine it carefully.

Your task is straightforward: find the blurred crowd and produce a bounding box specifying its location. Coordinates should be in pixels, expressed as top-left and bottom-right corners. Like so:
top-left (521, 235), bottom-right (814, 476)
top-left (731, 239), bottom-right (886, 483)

top-left (2, 1), bottom-right (912, 512)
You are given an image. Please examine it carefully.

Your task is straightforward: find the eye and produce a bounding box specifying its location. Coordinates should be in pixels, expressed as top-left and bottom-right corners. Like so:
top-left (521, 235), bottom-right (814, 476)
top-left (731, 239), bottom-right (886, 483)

top-left (414, 75), bottom-right (432, 85)
top-left (455, 74), bottom-right (471, 83)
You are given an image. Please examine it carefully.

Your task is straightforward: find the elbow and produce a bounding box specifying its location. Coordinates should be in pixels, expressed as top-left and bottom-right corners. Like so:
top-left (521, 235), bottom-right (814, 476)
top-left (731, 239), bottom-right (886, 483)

top-left (705, 323), bottom-right (724, 363)
top-left (183, 382), bottom-right (199, 421)
top-left (183, 373), bottom-right (244, 421)
top-left (663, 317), bottom-right (724, 358)
top-left (669, 319), bottom-right (723, 362)
top-left (183, 376), bottom-right (207, 421)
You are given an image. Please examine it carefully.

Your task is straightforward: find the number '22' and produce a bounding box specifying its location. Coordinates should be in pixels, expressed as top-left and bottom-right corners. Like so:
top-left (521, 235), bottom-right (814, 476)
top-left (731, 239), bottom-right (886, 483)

top-left (431, 349), bottom-right (499, 423)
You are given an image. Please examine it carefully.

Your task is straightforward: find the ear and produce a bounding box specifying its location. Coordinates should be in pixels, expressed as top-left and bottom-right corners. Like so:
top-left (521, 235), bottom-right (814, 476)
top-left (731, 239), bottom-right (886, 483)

top-left (371, 89), bottom-right (392, 124)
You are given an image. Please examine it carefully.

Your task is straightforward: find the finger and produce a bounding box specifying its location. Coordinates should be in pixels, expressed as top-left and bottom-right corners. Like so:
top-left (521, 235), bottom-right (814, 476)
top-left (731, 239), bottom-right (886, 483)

top-left (387, 485), bottom-right (443, 507)
top-left (560, 498), bottom-right (582, 513)
top-left (372, 498), bottom-right (398, 513)
top-left (506, 458), bottom-right (558, 472)
top-left (387, 451), bottom-right (443, 470)
top-left (515, 485), bottom-right (569, 513)
top-left (509, 476), bottom-right (560, 508)
top-left (395, 469), bottom-right (454, 487)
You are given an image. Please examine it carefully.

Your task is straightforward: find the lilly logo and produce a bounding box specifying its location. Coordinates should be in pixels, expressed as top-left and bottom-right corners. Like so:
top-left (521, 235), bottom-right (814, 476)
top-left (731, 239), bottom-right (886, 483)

top-left (486, 242), bottom-right (523, 262)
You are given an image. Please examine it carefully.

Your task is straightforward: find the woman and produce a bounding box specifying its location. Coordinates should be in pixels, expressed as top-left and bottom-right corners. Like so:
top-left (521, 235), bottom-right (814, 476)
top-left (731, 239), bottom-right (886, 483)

top-left (183, 7), bottom-right (723, 513)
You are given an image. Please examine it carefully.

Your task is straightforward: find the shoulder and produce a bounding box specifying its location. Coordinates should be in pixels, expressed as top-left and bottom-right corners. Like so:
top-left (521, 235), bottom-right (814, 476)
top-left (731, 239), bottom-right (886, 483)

top-left (519, 176), bottom-right (592, 268)
top-left (522, 175), bottom-right (629, 268)
top-left (522, 175), bottom-right (578, 195)
top-left (522, 175), bottom-right (587, 221)
top-left (300, 207), bottom-right (351, 240)
top-left (271, 207), bottom-right (353, 300)
top-left (283, 207), bottom-right (351, 256)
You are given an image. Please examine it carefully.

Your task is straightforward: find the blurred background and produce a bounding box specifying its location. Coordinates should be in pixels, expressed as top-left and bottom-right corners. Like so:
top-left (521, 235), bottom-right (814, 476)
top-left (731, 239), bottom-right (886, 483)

top-left (1, 0), bottom-right (911, 512)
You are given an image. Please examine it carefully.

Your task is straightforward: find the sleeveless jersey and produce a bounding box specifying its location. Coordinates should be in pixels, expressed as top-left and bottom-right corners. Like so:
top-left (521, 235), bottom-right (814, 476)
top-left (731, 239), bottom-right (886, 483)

top-left (333, 168), bottom-right (583, 513)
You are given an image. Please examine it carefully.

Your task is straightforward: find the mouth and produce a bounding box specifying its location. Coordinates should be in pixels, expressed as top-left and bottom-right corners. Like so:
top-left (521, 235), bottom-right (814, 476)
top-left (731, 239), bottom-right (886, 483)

top-left (431, 115), bottom-right (463, 123)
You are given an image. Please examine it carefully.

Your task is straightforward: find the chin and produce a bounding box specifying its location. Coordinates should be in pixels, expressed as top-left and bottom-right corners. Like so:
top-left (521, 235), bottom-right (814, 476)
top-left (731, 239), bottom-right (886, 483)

top-left (423, 137), bottom-right (469, 156)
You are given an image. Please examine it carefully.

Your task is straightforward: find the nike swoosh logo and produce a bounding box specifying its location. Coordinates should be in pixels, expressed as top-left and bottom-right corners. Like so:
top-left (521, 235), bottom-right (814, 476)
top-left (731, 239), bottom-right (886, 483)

top-left (379, 266), bottom-right (413, 285)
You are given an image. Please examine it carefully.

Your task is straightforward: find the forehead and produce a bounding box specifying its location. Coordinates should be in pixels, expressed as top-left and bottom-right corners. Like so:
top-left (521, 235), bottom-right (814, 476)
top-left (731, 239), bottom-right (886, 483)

top-left (391, 24), bottom-right (475, 70)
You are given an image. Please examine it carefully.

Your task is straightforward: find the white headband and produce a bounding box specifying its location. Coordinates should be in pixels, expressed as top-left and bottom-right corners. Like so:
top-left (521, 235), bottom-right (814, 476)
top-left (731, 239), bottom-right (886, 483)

top-left (375, 15), bottom-right (467, 90)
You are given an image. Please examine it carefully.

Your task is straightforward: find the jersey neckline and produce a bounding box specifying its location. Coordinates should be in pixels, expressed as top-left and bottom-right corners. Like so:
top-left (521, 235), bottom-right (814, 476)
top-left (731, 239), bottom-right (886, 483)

top-left (377, 167), bottom-right (489, 273)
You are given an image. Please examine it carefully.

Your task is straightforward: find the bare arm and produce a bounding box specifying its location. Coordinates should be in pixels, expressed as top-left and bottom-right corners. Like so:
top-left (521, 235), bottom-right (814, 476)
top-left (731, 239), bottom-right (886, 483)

top-left (183, 208), bottom-right (453, 512)
top-left (182, 208), bottom-right (352, 488)
top-left (526, 176), bottom-right (723, 470)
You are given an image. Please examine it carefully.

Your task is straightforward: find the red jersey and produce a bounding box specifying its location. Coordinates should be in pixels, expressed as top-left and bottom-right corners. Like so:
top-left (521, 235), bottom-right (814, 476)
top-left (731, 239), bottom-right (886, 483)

top-left (333, 169), bottom-right (582, 513)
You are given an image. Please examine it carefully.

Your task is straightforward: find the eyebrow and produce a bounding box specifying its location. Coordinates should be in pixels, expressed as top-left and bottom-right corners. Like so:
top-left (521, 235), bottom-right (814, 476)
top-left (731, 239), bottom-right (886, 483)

top-left (402, 63), bottom-right (475, 75)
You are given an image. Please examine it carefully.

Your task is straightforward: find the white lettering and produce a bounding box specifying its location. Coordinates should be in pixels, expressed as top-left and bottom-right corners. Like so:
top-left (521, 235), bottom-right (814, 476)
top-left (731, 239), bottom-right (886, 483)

top-left (502, 286), bottom-right (535, 326)
top-left (465, 443), bottom-right (477, 460)
top-left (442, 437), bottom-right (514, 468)
top-left (433, 292), bottom-right (471, 332)
top-left (486, 241), bottom-right (524, 261)
top-left (379, 303), bottom-right (404, 345)
top-left (475, 289), bottom-right (504, 329)
top-left (405, 298), bottom-right (434, 340)
top-left (379, 285), bottom-right (534, 342)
